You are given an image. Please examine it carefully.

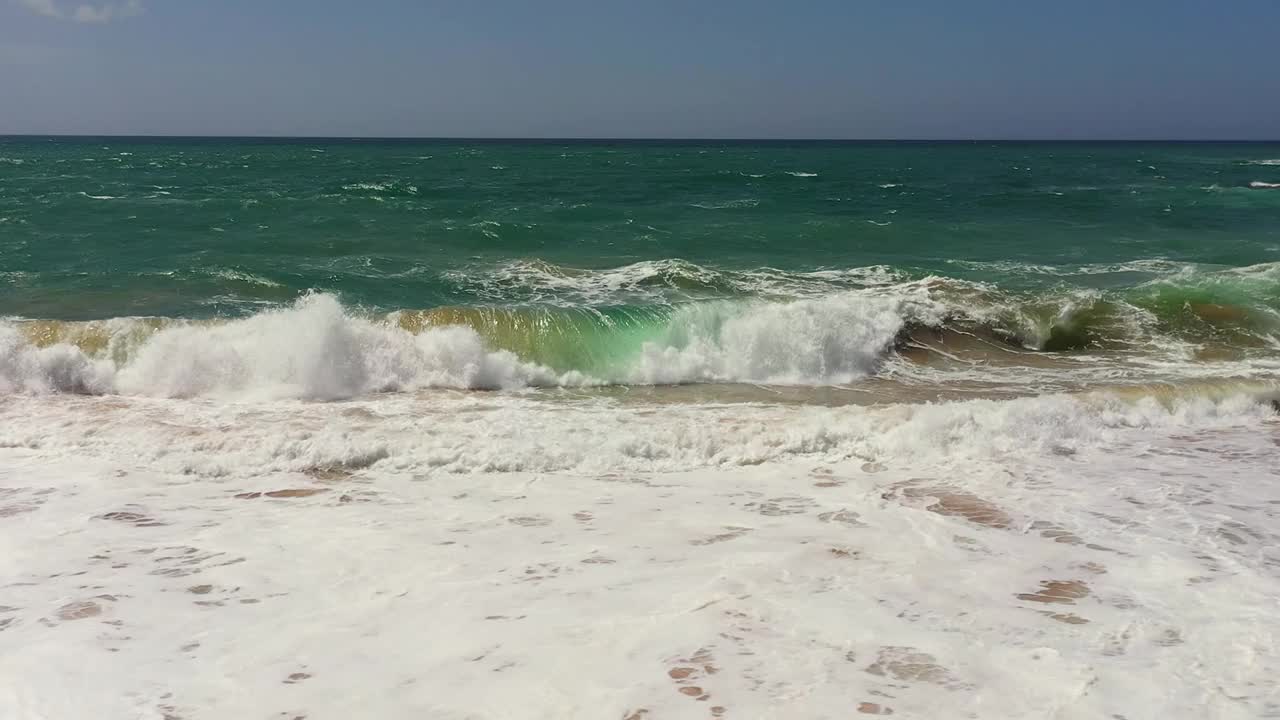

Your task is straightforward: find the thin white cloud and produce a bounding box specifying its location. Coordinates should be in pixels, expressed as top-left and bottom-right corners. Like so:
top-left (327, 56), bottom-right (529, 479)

top-left (17, 0), bottom-right (142, 23)
top-left (18, 0), bottom-right (62, 18)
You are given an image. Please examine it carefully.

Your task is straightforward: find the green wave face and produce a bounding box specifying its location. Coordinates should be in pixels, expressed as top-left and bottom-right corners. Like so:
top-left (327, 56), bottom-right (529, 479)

top-left (1126, 267), bottom-right (1280, 343)
top-left (391, 304), bottom-right (679, 374)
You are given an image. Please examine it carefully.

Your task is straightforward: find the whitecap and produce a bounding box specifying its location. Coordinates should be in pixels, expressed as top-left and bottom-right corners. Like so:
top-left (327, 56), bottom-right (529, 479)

top-left (689, 199), bottom-right (760, 210)
top-left (209, 269), bottom-right (282, 288)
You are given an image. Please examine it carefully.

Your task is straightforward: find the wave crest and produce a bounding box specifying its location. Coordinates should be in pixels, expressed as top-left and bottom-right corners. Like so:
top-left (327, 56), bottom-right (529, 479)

top-left (5, 259), bottom-right (1280, 400)
top-left (1, 291), bottom-right (922, 398)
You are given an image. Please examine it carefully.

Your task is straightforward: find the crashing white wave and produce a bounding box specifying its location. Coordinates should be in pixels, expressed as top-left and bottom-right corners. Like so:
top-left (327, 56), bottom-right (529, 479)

top-left (0, 295), bottom-right (571, 399)
top-left (1249, 180), bottom-right (1280, 189)
top-left (0, 325), bottom-right (116, 395)
top-left (626, 292), bottom-right (920, 385)
top-left (0, 291), bottom-right (926, 398)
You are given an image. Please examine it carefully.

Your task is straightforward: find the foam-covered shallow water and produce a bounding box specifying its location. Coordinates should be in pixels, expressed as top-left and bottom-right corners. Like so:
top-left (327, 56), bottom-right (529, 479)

top-left (1, 387), bottom-right (1279, 719)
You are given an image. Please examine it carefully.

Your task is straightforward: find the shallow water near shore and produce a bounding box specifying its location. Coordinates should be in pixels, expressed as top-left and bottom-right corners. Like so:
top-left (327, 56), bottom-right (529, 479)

top-left (2, 388), bottom-right (1279, 718)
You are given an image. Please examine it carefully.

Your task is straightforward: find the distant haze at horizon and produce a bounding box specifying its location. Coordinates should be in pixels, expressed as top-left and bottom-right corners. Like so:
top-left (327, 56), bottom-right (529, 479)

top-left (2, 0), bottom-right (1278, 140)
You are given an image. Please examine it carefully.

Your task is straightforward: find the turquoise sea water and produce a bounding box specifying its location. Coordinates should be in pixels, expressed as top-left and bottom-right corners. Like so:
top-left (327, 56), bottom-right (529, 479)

top-left (7, 142), bottom-right (1280, 720)
top-left (9, 141), bottom-right (1280, 720)
top-left (2, 138), bottom-right (1279, 394)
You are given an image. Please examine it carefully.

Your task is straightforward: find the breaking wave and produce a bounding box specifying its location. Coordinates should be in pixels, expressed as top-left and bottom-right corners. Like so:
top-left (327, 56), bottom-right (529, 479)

top-left (0, 292), bottom-right (913, 397)
top-left (3, 260), bottom-right (1279, 400)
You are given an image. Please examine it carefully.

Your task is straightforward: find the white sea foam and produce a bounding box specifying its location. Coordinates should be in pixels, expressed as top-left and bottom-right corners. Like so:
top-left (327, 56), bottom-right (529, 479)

top-left (1, 379), bottom-right (1279, 719)
top-left (447, 258), bottom-right (907, 305)
top-left (1249, 180), bottom-right (1280, 189)
top-left (1223, 261), bottom-right (1280, 279)
top-left (2, 334), bottom-right (1279, 720)
top-left (209, 269), bottom-right (284, 288)
top-left (946, 258), bottom-right (1200, 277)
top-left (0, 377), bottom-right (1271, 477)
top-left (688, 199), bottom-right (760, 209)
top-left (1246, 159), bottom-right (1280, 165)
top-left (786, 171), bottom-right (819, 177)
top-left (341, 181), bottom-right (419, 194)
top-left (79, 192), bottom-right (119, 200)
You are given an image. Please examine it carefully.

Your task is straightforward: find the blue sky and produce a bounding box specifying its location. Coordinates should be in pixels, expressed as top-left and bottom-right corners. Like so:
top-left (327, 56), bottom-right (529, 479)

top-left (2, 0), bottom-right (1278, 139)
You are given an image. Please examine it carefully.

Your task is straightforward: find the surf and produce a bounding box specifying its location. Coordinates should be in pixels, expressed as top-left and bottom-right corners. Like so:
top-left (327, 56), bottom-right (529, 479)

top-left (4, 263), bottom-right (1279, 399)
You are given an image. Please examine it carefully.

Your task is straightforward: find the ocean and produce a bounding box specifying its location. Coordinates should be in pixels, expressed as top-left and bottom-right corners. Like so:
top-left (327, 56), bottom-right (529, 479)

top-left (2, 138), bottom-right (1279, 719)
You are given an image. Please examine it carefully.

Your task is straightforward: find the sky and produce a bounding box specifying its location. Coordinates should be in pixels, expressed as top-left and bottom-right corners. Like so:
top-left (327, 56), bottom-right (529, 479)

top-left (2, 0), bottom-right (1278, 139)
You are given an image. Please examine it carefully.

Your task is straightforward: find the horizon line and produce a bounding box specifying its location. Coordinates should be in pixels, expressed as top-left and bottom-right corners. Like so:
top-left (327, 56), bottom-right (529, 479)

top-left (1, 134), bottom-right (1278, 143)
